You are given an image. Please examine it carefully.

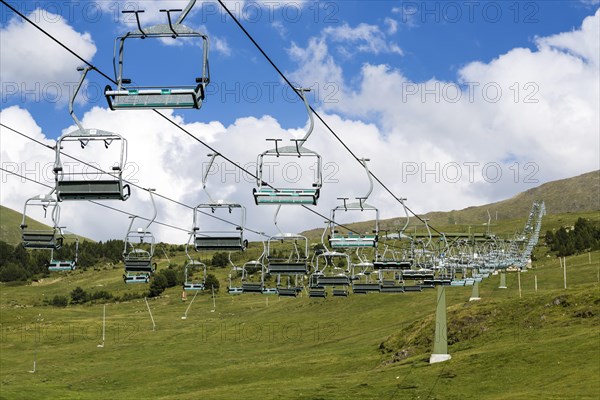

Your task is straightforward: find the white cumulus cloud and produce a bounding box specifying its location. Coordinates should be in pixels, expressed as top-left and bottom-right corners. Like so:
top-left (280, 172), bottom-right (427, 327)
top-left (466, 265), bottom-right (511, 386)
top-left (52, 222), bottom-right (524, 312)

top-left (0, 9), bottom-right (97, 103)
top-left (287, 10), bottom-right (600, 212)
top-left (2, 9), bottom-right (598, 243)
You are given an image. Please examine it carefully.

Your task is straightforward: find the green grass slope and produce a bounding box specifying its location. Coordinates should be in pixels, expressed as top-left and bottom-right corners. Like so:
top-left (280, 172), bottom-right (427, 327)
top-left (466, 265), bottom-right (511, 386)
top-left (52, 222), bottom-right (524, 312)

top-left (1, 247), bottom-right (599, 399)
top-left (301, 170), bottom-right (599, 238)
top-left (424, 170), bottom-right (599, 226)
top-left (0, 205), bottom-right (53, 246)
top-left (0, 205), bottom-right (94, 246)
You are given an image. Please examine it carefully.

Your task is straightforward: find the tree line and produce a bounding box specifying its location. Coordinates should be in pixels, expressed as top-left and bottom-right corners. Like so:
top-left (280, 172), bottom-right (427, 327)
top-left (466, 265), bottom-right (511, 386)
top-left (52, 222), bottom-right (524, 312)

top-left (46, 268), bottom-right (220, 307)
top-left (0, 239), bottom-right (125, 282)
top-left (0, 240), bottom-right (187, 282)
top-left (545, 218), bottom-right (600, 257)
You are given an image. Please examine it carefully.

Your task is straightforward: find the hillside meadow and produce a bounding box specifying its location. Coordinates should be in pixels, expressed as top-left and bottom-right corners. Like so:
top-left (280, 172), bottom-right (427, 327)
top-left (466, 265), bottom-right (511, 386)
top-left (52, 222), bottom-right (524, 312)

top-left (1, 248), bottom-right (598, 399)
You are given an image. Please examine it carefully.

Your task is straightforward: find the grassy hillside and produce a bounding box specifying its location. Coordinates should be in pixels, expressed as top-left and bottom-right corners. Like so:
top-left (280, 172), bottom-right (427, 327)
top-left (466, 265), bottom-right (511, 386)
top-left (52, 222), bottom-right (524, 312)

top-left (0, 254), bottom-right (598, 399)
top-left (0, 205), bottom-right (53, 246)
top-left (302, 210), bottom-right (600, 243)
top-left (301, 170), bottom-right (600, 239)
top-left (1, 210), bottom-right (599, 399)
top-left (0, 205), bottom-right (94, 246)
top-left (423, 170), bottom-right (599, 226)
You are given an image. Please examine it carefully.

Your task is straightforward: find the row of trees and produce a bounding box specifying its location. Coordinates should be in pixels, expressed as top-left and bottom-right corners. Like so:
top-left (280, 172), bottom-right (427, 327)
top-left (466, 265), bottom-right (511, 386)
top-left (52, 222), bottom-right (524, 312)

top-left (148, 269), bottom-right (219, 297)
top-left (545, 218), bottom-right (600, 257)
top-left (0, 240), bottom-right (190, 283)
top-left (46, 267), bottom-right (221, 307)
top-left (0, 239), bottom-right (125, 282)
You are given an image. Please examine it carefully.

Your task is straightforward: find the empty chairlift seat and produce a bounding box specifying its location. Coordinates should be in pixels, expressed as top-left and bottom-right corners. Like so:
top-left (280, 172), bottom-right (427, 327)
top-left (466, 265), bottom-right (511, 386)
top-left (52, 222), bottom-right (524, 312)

top-left (56, 178), bottom-right (130, 201)
top-left (106, 84), bottom-right (206, 110)
top-left (328, 159), bottom-right (380, 250)
top-left (374, 260), bottom-right (412, 270)
top-left (253, 187), bottom-right (320, 205)
top-left (317, 275), bottom-right (351, 286)
top-left (266, 233), bottom-right (310, 276)
top-left (253, 89), bottom-right (322, 206)
top-left (124, 274), bottom-right (150, 284)
top-left (380, 283), bottom-right (405, 293)
top-left (48, 260), bottom-right (76, 272)
top-left (242, 282), bottom-right (264, 293)
top-left (55, 66), bottom-right (130, 201)
top-left (329, 233), bottom-right (378, 249)
top-left (195, 235), bottom-right (247, 251)
top-left (267, 261), bottom-right (308, 275)
top-left (105, 4), bottom-right (210, 110)
top-left (253, 144), bottom-right (322, 206)
top-left (184, 281), bottom-right (205, 291)
top-left (183, 260), bottom-right (206, 291)
top-left (420, 281), bottom-right (436, 289)
top-left (122, 189), bottom-right (157, 283)
top-left (22, 229), bottom-right (63, 250)
top-left (424, 278), bottom-right (451, 286)
top-left (309, 289), bottom-right (327, 298)
top-left (277, 287), bottom-right (298, 297)
top-left (124, 252), bottom-right (153, 271)
top-left (54, 129), bottom-right (130, 201)
top-left (193, 202), bottom-right (247, 252)
top-left (352, 283), bottom-right (381, 294)
top-left (124, 250), bottom-right (154, 283)
top-left (20, 195), bottom-right (64, 250)
top-left (402, 269), bottom-right (435, 280)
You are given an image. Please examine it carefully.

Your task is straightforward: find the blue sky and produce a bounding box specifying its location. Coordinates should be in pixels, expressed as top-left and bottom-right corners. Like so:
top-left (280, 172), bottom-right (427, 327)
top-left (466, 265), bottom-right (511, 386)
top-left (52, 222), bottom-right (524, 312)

top-left (1, 1), bottom-right (599, 241)
top-left (2, 1), bottom-right (597, 134)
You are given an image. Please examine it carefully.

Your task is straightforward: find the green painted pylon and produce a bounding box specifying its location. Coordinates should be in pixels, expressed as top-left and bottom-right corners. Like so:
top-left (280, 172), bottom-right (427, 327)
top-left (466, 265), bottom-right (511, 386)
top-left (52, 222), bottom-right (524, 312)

top-left (469, 280), bottom-right (481, 301)
top-left (499, 272), bottom-right (507, 289)
top-left (430, 285), bottom-right (451, 364)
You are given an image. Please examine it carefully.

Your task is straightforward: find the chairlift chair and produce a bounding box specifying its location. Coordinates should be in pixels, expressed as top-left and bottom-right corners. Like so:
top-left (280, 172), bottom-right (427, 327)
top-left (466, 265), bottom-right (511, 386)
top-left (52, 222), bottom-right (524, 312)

top-left (373, 236), bottom-right (408, 293)
top-left (194, 153), bottom-right (248, 252)
top-left (276, 275), bottom-right (303, 297)
top-left (351, 247), bottom-right (376, 280)
top-left (241, 238), bottom-right (267, 293)
top-left (48, 259), bottom-right (75, 272)
top-left (265, 206), bottom-right (310, 276)
top-left (48, 230), bottom-right (78, 271)
top-left (329, 159), bottom-right (379, 249)
top-left (105, 0), bottom-right (210, 110)
top-left (374, 200), bottom-right (412, 270)
top-left (308, 288), bottom-right (327, 298)
top-left (241, 267), bottom-right (266, 292)
top-left (253, 88), bottom-right (322, 205)
top-left (352, 282), bottom-right (381, 294)
top-left (227, 253), bottom-right (245, 294)
top-left (21, 194), bottom-right (63, 250)
top-left (123, 189), bottom-right (157, 283)
top-left (402, 268), bottom-right (435, 281)
top-left (193, 205), bottom-right (247, 251)
top-left (183, 232), bottom-right (206, 290)
top-left (313, 224), bottom-right (351, 292)
top-left (266, 234), bottom-right (310, 275)
top-left (54, 67), bottom-right (130, 201)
